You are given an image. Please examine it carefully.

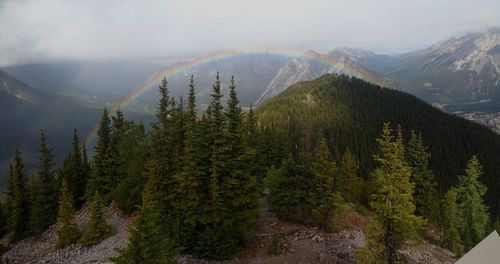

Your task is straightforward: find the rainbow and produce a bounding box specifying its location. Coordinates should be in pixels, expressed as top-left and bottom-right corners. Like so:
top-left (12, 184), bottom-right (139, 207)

top-left (84, 48), bottom-right (380, 144)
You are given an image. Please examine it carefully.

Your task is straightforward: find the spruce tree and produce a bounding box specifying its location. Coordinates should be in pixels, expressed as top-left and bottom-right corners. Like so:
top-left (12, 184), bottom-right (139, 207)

top-left (456, 155), bottom-right (489, 250)
top-left (107, 109), bottom-right (126, 189)
top-left (56, 179), bottom-right (80, 249)
top-left (28, 130), bottom-right (58, 234)
top-left (195, 72), bottom-right (227, 258)
top-left (407, 130), bottom-right (439, 222)
top-left (86, 108), bottom-right (113, 201)
top-left (80, 192), bottom-right (114, 246)
top-left (112, 178), bottom-right (179, 264)
top-left (310, 137), bottom-right (340, 229)
top-left (441, 188), bottom-right (463, 256)
top-left (266, 115), bottom-right (313, 222)
top-left (174, 76), bottom-right (201, 234)
top-left (145, 77), bottom-right (176, 214)
top-left (359, 124), bottom-right (423, 263)
top-left (220, 76), bottom-right (259, 255)
top-left (110, 122), bottom-right (148, 214)
top-left (6, 150), bottom-right (29, 241)
top-left (59, 129), bottom-right (86, 207)
top-left (337, 147), bottom-right (363, 203)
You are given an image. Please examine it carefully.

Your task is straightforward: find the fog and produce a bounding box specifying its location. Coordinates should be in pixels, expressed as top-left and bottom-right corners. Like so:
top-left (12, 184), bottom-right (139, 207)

top-left (1, 0), bottom-right (499, 65)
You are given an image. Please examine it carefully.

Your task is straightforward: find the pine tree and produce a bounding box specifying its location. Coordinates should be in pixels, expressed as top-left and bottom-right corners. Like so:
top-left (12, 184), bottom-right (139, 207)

top-left (360, 123), bottom-right (423, 263)
top-left (456, 155), bottom-right (489, 250)
top-left (5, 150), bottom-right (29, 241)
top-left (86, 108), bottom-right (113, 201)
top-left (407, 130), bottom-right (439, 222)
top-left (28, 130), bottom-right (58, 234)
top-left (441, 188), bottom-right (463, 256)
top-left (110, 122), bottom-right (148, 214)
top-left (82, 141), bottom-right (90, 183)
top-left (59, 129), bottom-right (87, 208)
top-left (174, 76), bottom-right (201, 233)
top-left (195, 72), bottom-right (227, 258)
top-left (310, 137), bottom-right (340, 229)
top-left (56, 179), bottom-right (80, 249)
top-left (266, 115), bottom-right (314, 222)
top-left (80, 192), bottom-right (114, 246)
top-left (112, 179), bottom-right (179, 264)
top-left (220, 76), bottom-right (259, 255)
top-left (145, 77), bottom-right (176, 213)
top-left (73, 130), bottom-right (88, 207)
top-left (337, 147), bottom-right (363, 203)
top-left (107, 109), bottom-right (127, 188)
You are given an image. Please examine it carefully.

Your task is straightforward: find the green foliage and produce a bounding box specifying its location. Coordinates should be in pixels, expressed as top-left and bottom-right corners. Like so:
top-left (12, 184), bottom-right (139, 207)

top-left (56, 180), bottom-right (80, 249)
top-left (338, 147), bottom-right (364, 203)
top-left (456, 155), bottom-right (489, 250)
top-left (441, 188), bottom-right (463, 256)
top-left (86, 108), bottom-right (113, 201)
top-left (355, 222), bottom-right (389, 264)
top-left (112, 179), bottom-right (179, 264)
top-left (269, 235), bottom-right (286, 256)
top-left (80, 192), bottom-right (115, 246)
top-left (266, 153), bottom-right (313, 222)
top-left (310, 138), bottom-right (338, 229)
top-left (406, 130), bottom-right (439, 222)
top-left (5, 150), bottom-right (29, 241)
top-left (256, 74), bottom-right (500, 219)
top-left (0, 202), bottom-right (6, 237)
top-left (173, 75), bottom-right (202, 229)
top-left (367, 124), bottom-right (423, 263)
top-left (28, 130), bottom-right (58, 235)
top-left (110, 122), bottom-right (148, 214)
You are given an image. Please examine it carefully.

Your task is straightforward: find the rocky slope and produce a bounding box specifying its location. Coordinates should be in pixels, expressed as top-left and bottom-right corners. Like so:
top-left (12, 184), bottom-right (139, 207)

top-left (1, 198), bottom-right (456, 264)
top-left (1, 202), bottom-right (131, 264)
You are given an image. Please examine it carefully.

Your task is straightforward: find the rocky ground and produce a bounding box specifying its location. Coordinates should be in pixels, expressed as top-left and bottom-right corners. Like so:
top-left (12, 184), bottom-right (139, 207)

top-left (1, 199), bottom-right (456, 264)
top-left (1, 202), bottom-right (131, 264)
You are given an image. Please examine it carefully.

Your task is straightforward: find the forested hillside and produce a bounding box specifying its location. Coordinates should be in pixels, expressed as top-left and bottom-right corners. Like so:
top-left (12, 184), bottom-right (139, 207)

top-left (257, 74), bottom-right (500, 219)
top-left (1, 73), bottom-right (497, 263)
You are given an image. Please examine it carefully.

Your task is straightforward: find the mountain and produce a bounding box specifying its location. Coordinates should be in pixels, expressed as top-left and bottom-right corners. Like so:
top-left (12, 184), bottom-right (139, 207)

top-left (339, 28), bottom-right (500, 111)
top-left (0, 69), bottom-right (153, 187)
top-left (2, 54), bottom-right (290, 112)
top-left (254, 50), bottom-right (387, 104)
top-left (257, 74), bottom-right (500, 219)
top-left (3, 28), bottom-right (499, 114)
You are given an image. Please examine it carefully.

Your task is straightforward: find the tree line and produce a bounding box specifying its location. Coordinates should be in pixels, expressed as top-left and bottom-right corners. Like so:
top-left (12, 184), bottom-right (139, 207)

top-left (1, 73), bottom-right (268, 262)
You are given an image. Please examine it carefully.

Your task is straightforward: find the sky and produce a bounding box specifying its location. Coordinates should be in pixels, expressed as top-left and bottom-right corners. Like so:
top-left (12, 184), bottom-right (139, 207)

top-left (1, 0), bottom-right (499, 66)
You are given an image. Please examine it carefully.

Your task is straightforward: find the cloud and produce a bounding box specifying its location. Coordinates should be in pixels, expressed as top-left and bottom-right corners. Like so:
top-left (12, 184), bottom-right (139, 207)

top-left (1, 0), bottom-right (499, 65)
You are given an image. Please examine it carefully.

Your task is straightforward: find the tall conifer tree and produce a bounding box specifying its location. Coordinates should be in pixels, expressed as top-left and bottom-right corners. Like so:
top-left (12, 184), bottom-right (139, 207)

top-left (174, 76), bottom-right (201, 231)
top-left (112, 177), bottom-right (179, 264)
top-left (86, 108), bottom-right (112, 201)
top-left (337, 147), bottom-right (363, 203)
top-left (407, 130), bottom-right (439, 221)
top-left (456, 155), bottom-right (489, 250)
top-left (80, 192), bottom-right (114, 246)
top-left (357, 124), bottom-right (423, 263)
top-left (441, 188), bottom-right (463, 256)
top-left (310, 137), bottom-right (339, 229)
top-left (28, 130), bottom-right (58, 234)
top-left (6, 150), bottom-right (29, 241)
top-left (56, 179), bottom-right (80, 249)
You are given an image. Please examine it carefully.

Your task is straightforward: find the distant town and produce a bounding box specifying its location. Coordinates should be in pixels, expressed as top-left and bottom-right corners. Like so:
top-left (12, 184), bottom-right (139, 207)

top-left (460, 112), bottom-right (500, 134)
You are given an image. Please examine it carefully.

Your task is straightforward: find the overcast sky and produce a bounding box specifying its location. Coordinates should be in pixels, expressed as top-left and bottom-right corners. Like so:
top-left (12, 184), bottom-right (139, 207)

top-left (1, 0), bottom-right (499, 66)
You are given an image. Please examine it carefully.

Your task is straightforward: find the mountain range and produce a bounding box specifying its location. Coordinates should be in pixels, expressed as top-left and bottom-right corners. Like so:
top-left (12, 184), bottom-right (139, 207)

top-left (4, 28), bottom-right (500, 114)
top-left (1, 27), bottom-right (500, 185)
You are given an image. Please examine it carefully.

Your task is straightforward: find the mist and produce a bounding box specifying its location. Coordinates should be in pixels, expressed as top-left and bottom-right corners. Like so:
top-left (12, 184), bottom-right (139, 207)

top-left (1, 0), bottom-right (499, 66)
